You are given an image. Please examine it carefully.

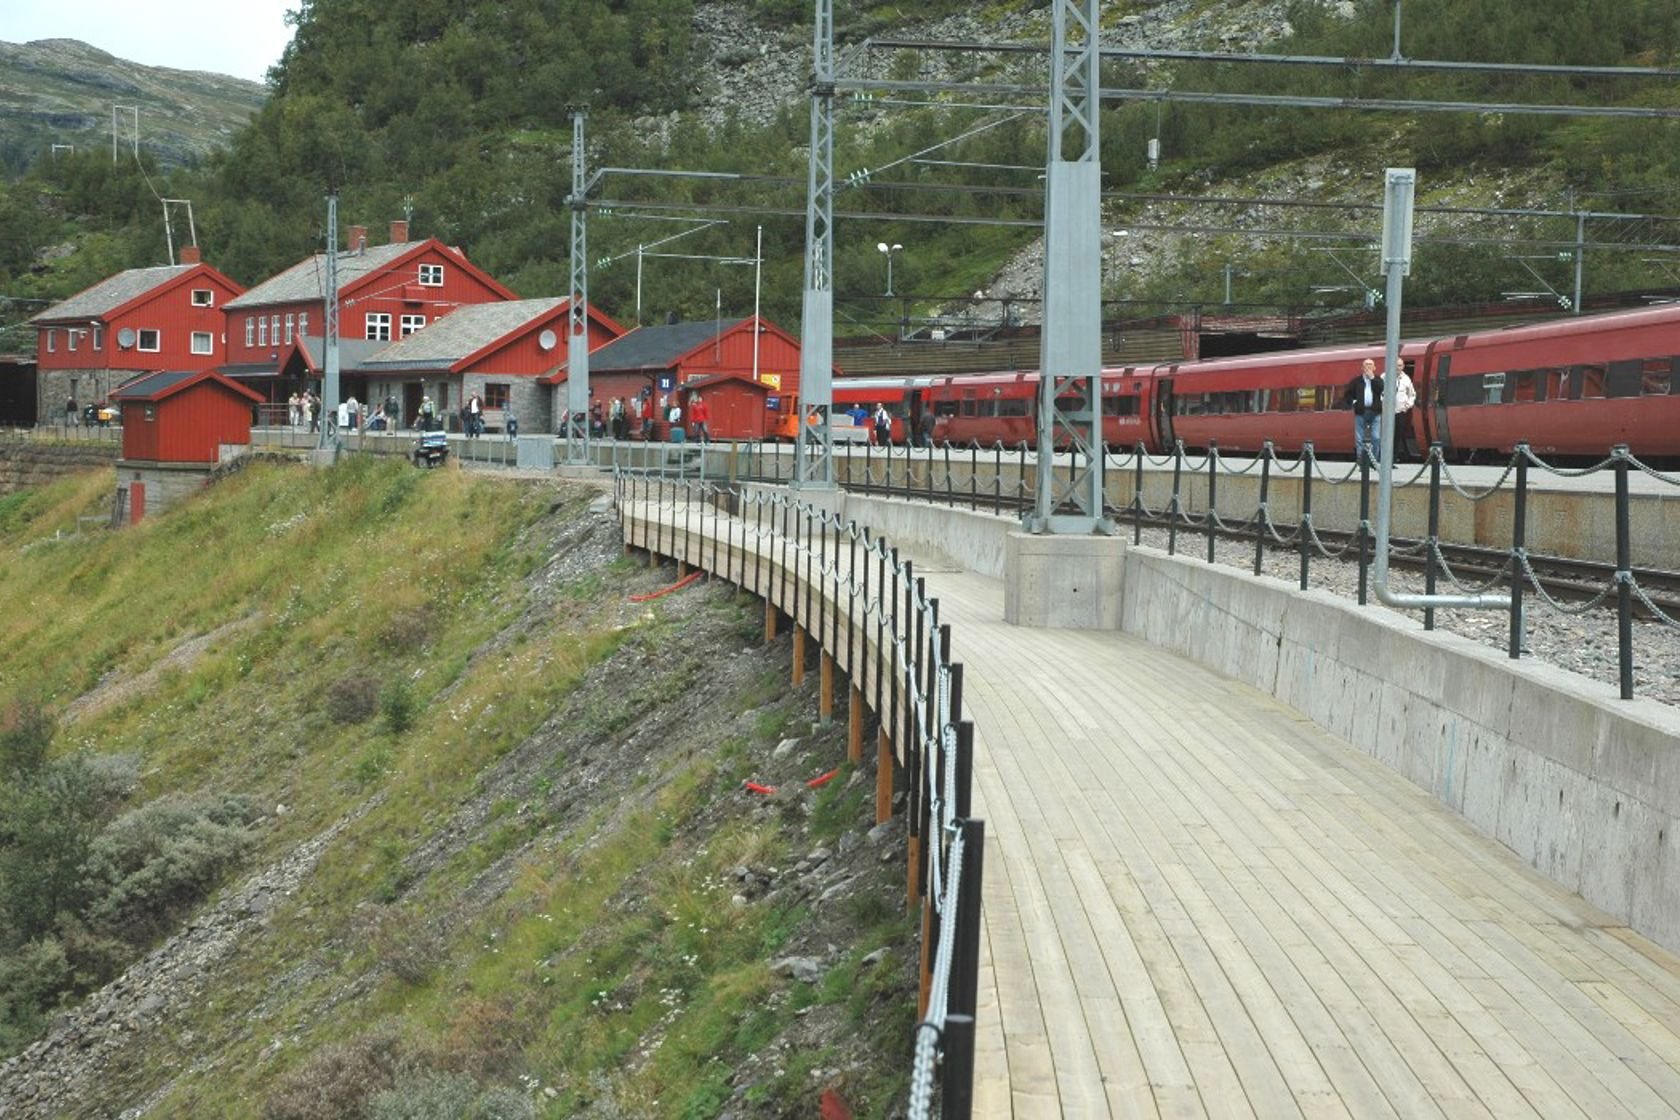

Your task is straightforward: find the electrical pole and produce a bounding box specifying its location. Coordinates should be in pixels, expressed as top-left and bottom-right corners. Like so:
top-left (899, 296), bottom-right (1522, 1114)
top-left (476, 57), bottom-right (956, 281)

top-left (1031, 0), bottom-right (1108, 533)
top-left (320, 190), bottom-right (340, 452)
top-left (565, 107), bottom-right (591, 462)
top-left (795, 0), bottom-right (836, 490)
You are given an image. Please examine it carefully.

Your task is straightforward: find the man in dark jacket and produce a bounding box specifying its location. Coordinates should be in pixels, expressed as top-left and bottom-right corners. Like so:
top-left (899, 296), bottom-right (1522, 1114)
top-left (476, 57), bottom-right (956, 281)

top-left (1343, 357), bottom-right (1384, 465)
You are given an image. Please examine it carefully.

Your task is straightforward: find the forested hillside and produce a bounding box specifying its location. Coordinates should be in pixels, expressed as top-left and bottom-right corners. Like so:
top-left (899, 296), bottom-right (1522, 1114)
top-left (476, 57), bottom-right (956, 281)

top-left (4, 0), bottom-right (1680, 354)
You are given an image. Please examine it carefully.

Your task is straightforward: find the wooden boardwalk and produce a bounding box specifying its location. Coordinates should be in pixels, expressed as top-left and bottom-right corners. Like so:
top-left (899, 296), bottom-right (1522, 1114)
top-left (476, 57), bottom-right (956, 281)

top-left (619, 496), bottom-right (1680, 1118)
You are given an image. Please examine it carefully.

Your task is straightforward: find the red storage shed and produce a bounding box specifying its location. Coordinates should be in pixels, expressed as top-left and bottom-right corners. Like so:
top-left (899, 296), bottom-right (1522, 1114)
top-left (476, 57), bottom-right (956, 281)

top-left (111, 369), bottom-right (264, 463)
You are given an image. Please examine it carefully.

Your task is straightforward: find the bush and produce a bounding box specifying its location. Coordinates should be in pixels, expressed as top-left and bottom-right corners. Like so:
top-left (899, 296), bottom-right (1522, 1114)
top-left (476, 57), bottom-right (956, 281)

top-left (0, 938), bottom-right (71, 1055)
top-left (0, 699), bottom-right (54, 779)
top-left (261, 1028), bottom-right (407, 1120)
top-left (367, 1073), bottom-right (535, 1120)
top-left (380, 681), bottom-right (417, 735)
top-left (81, 793), bottom-right (261, 943)
top-left (325, 675), bottom-right (381, 724)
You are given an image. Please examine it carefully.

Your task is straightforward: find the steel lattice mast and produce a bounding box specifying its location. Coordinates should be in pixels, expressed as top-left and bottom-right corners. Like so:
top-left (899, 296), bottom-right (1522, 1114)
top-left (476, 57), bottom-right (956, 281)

top-left (794, 0), bottom-right (836, 490)
top-left (564, 107), bottom-right (591, 462)
top-left (1031, 0), bottom-right (1109, 533)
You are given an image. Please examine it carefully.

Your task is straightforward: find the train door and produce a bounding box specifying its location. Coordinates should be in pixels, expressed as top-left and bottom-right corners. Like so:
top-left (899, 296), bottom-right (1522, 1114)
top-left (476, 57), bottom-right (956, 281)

top-left (1154, 377), bottom-right (1177, 450)
top-left (1429, 353), bottom-right (1453, 453)
top-left (906, 384), bottom-right (925, 442)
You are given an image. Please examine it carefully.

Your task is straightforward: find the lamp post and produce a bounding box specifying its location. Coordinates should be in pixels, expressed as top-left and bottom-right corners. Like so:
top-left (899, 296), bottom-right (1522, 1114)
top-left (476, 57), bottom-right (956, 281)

top-left (877, 241), bottom-right (903, 297)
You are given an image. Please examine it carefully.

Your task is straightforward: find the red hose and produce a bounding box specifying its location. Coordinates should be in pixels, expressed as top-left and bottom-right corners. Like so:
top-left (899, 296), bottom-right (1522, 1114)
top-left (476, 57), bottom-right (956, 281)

top-left (629, 569), bottom-right (703, 602)
top-left (743, 780), bottom-right (778, 795)
top-left (805, 768), bottom-right (840, 789)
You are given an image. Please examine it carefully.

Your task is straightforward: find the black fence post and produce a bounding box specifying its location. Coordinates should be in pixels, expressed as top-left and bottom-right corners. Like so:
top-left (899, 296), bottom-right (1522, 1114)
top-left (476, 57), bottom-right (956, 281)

top-left (1206, 442), bottom-right (1219, 565)
top-left (1425, 445), bottom-right (1441, 631)
top-left (1168, 441), bottom-right (1184, 556)
top-left (1299, 442), bottom-right (1314, 591)
top-left (940, 818), bottom-right (986, 1120)
top-left (1133, 443), bottom-right (1145, 546)
top-left (1615, 446), bottom-right (1635, 700)
top-left (1254, 441), bottom-right (1272, 577)
top-left (1509, 444), bottom-right (1529, 660)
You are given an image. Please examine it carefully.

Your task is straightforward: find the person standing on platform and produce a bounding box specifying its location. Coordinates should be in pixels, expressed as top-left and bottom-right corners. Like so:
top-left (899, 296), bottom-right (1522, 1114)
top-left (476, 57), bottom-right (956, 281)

top-left (872, 401), bottom-right (893, 447)
top-left (690, 392), bottom-right (711, 444)
top-left (1393, 361), bottom-right (1418, 460)
top-left (1342, 358), bottom-right (1384, 466)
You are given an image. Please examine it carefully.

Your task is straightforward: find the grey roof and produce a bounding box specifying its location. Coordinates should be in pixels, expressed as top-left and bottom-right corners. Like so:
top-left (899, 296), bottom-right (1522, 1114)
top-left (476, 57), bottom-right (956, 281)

top-left (297, 337), bottom-right (390, 372)
top-left (110, 370), bottom-right (198, 399)
top-left (225, 242), bottom-right (417, 309)
top-left (587, 318), bottom-right (747, 372)
top-left (360, 298), bottom-right (567, 369)
top-left (31, 265), bottom-right (193, 324)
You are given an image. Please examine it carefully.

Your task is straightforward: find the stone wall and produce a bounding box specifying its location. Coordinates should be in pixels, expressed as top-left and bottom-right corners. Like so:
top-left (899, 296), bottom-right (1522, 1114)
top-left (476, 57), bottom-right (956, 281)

top-left (35, 368), bottom-right (128, 426)
top-left (0, 440), bottom-right (121, 495)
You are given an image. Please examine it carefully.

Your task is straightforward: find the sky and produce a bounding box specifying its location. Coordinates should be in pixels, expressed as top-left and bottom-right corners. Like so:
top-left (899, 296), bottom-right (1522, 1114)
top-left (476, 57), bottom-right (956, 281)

top-left (1, 0), bottom-right (298, 83)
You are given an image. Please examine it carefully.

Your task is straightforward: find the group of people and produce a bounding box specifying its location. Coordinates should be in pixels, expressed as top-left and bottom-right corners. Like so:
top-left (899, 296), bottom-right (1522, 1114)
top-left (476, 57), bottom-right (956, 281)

top-left (848, 402), bottom-right (935, 447)
top-left (1342, 357), bottom-right (1418, 464)
top-left (286, 391), bottom-right (321, 432)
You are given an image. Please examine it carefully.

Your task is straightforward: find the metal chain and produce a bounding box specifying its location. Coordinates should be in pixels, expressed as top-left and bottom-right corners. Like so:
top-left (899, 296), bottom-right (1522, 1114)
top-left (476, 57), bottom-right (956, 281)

top-left (1306, 519), bottom-right (1361, 560)
top-left (1629, 577), bottom-right (1680, 628)
top-left (1429, 539), bottom-right (1513, 594)
top-left (1518, 444), bottom-right (1618, 478)
top-left (1516, 552), bottom-right (1619, 615)
top-left (1437, 455), bottom-right (1518, 500)
top-left (1625, 452), bottom-right (1680, 487)
top-left (906, 828), bottom-right (966, 1120)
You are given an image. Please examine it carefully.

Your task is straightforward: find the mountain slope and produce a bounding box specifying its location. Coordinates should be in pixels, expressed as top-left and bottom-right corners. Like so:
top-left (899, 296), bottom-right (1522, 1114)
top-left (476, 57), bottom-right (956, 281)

top-left (0, 38), bottom-right (266, 174)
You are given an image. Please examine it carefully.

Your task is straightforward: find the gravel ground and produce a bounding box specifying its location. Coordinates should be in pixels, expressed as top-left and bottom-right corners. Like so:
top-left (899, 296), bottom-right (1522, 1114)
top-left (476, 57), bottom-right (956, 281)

top-left (1126, 525), bottom-right (1680, 711)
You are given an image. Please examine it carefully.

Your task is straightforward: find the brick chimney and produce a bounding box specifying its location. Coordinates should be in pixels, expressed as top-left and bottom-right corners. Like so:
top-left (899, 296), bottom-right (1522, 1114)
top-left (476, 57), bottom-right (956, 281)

top-left (179, 244), bottom-right (201, 264)
top-left (389, 219), bottom-right (409, 245)
top-left (349, 225), bottom-right (368, 254)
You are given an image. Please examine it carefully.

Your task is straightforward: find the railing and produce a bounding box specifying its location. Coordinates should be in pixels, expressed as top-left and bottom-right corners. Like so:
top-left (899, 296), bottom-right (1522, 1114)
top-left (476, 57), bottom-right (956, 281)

top-left (612, 469), bottom-right (986, 1119)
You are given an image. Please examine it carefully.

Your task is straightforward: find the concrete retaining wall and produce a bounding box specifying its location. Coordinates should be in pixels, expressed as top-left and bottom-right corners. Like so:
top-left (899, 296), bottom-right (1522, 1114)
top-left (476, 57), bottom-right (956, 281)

top-left (1117, 546), bottom-right (1680, 953)
top-left (0, 441), bottom-right (121, 495)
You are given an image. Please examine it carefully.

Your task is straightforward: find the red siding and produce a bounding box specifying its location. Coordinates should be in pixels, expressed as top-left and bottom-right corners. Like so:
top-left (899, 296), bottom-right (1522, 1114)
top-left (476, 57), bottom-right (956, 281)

top-left (121, 383), bottom-right (255, 463)
top-left (37, 266), bottom-right (242, 374)
top-left (468, 307), bottom-right (620, 375)
top-left (225, 241), bottom-right (512, 368)
top-left (686, 380), bottom-right (772, 440)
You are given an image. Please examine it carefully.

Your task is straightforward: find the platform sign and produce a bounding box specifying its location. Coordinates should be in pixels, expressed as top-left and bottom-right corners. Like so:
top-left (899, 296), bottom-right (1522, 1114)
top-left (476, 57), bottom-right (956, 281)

top-left (765, 395), bottom-right (781, 409)
top-left (759, 372), bottom-right (782, 389)
top-left (657, 374), bottom-right (675, 391)
top-left (1380, 167), bottom-right (1415, 277)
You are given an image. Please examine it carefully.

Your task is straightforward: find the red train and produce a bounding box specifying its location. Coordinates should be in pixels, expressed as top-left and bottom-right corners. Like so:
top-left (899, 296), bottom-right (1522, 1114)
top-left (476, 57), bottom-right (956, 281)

top-left (900, 302), bottom-right (1679, 461)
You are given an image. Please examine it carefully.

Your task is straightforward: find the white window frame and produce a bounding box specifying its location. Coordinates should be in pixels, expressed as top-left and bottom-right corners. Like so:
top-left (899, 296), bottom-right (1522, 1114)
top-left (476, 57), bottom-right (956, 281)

top-left (418, 262), bottom-right (444, 286)
top-left (45, 329), bottom-right (54, 353)
top-left (257, 316), bottom-right (268, 347)
top-left (284, 313), bottom-right (295, 345)
top-left (298, 312), bottom-right (309, 337)
top-left (191, 288), bottom-right (214, 307)
top-left (93, 326), bottom-right (103, 351)
top-left (67, 330), bottom-right (78, 352)
top-left (190, 331), bottom-right (214, 355)
top-left (270, 314), bottom-right (280, 345)
top-left (399, 313), bottom-right (426, 337)
top-left (138, 329), bottom-right (161, 352)
top-left (245, 316), bottom-right (254, 347)
top-left (366, 312), bottom-right (392, 341)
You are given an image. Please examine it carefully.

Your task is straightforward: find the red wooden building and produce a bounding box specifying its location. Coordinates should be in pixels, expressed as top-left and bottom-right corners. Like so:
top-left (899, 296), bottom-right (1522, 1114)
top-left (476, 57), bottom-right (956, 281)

top-left (222, 220), bottom-right (515, 410)
top-left (28, 246), bottom-right (243, 425)
top-left (111, 369), bottom-right (265, 463)
top-left (353, 297), bottom-right (623, 432)
top-left (545, 315), bottom-right (809, 440)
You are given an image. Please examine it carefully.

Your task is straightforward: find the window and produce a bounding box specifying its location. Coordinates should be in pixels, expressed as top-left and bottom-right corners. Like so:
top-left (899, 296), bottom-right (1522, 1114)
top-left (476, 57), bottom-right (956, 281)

top-left (1481, 372), bottom-right (1505, 405)
top-left (484, 383), bottom-right (510, 409)
top-left (366, 312), bottom-right (391, 341)
top-left (245, 316), bottom-right (255, 347)
top-left (998, 398), bottom-right (1030, 417)
top-left (67, 330), bottom-right (78, 352)
top-left (298, 312), bottom-right (309, 337)
top-left (93, 327), bottom-right (103, 351)
top-left (191, 288), bottom-right (214, 307)
top-left (418, 263), bottom-right (444, 286)
top-left (284, 314), bottom-right (295, 345)
top-left (270, 315), bottom-right (280, 346)
top-left (138, 329), bottom-right (160, 352)
top-left (1606, 360), bottom-right (1643, 399)
top-left (400, 313), bottom-right (426, 337)
top-left (45, 329), bottom-right (54, 353)
top-left (257, 316), bottom-right (268, 347)
top-left (191, 331), bottom-right (213, 355)
top-left (1644, 357), bottom-right (1675, 396)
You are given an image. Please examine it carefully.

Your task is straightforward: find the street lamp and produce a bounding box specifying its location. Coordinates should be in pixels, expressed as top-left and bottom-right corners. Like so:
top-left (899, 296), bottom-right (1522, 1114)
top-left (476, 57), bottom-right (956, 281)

top-left (877, 241), bottom-right (903, 297)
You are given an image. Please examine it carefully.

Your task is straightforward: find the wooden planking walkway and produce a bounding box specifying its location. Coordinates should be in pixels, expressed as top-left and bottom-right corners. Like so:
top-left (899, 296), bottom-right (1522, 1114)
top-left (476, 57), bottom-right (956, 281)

top-left (618, 498), bottom-right (1680, 1118)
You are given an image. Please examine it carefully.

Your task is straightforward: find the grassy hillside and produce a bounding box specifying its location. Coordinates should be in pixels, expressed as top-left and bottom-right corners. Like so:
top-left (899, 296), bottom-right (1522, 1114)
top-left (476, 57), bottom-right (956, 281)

top-left (0, 460), bottom-right (916, 1118)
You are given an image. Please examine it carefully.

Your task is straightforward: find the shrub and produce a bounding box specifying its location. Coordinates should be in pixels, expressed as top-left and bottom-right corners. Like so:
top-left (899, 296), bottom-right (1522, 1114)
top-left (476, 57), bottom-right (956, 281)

top-left (0, 699), bottom-right (54, 779)
top-left (0, 938), bottom-right (70, 1055)
top-left (325, 674), bottom-right (381, 724)
top-left (261, 1028), bottom-right (407, 1120)
top-left (367, 1073), bottom-right (535, 1120)
top-left (81, 793), bottom-right (261, 943)
top-left (380, 680), bottom-right (417, 735)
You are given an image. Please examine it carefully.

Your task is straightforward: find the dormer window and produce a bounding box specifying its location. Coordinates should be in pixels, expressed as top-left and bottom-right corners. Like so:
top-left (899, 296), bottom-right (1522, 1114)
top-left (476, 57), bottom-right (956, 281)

top-left (418, 263), bottom-right (444, 286)
top-left (191, 288), bottom-right (214, 307)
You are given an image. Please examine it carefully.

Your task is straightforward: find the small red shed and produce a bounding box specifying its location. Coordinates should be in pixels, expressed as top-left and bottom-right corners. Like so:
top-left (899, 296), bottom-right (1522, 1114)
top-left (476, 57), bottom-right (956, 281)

top-left (111, 369), bottom-right (264, 463)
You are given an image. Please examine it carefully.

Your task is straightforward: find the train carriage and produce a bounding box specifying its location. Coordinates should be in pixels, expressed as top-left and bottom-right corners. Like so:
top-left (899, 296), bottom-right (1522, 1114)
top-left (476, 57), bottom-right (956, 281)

top-left (928, 368), bottom-right (1154, 449)
top-left (1421, 304), bottom-right (1680, 459)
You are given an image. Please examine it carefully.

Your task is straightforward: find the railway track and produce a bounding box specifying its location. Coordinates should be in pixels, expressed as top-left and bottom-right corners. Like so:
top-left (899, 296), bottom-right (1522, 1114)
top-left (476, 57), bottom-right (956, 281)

top-left (794, 476), bottom-right (1680, 620)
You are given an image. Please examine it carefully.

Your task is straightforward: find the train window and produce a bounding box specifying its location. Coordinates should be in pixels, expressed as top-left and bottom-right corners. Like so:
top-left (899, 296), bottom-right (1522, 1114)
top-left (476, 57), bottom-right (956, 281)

top-left (934, 399), bottom-right (959, 417)
top-left (1574, 364), bottom-right (1607, 400)
top-left (1101, 395), bottom-right (1138, 417)
top-left (1606, 360), bottom-right (1643, 398)
top-left (1509, 371), bottom-right (1544, 403)
top-left (1481, 373), bottom-right (1505, 405)
top-left (959, 398), bottom-right (977, 417)
top-left (1314, 386), bottom-right (1336, 411)
top-left (999, 398), bottom-right (1029, 417)
top-left (1644, 357), bottom-right (1675, 396)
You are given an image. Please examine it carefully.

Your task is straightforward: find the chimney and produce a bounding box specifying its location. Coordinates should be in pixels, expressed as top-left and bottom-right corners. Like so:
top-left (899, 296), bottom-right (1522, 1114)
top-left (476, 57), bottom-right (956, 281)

top-left (179, 244), bottom-right (201, 265)
top-left (349, 225), bottom-right (368, 254)
top-left (389, 219), bottom-right (409, 245)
